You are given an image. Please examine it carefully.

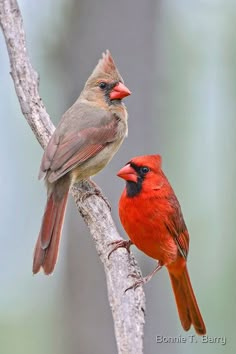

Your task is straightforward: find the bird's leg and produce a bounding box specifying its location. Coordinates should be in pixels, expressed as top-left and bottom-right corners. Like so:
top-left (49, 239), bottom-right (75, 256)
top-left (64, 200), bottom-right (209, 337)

top-left (108, 240), bottom-right (133, 259)
top-left (77, 179), bottom-right (111, 210)
top-left (125, 262), bottom-right (163, 292)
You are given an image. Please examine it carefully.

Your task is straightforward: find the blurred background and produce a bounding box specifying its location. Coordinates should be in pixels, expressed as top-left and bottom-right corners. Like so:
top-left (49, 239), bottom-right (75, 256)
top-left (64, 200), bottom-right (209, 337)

top-left (0, 0), bottom-right (234, 353)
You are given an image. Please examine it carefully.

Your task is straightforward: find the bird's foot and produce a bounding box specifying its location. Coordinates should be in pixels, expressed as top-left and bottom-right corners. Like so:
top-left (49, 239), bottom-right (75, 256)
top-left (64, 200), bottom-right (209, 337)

top-left (108, 240), bottom-right (133, 259)
top-left (125, 277), bottom-right (145, 292)
top-left (125, 263), bottom-right (163, 292)
top-left (80, 181), bottom-right (111, 210)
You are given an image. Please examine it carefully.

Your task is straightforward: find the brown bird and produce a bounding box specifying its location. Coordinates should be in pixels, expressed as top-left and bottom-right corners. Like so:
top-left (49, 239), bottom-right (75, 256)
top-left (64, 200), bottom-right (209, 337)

top-left (33, 50), bottom-right (131, 275)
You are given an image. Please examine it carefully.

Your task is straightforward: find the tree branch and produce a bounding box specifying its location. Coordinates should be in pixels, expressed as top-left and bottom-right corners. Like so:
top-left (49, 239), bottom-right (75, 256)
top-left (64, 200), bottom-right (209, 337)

top-left (0, 1), bottom-right (145, 353)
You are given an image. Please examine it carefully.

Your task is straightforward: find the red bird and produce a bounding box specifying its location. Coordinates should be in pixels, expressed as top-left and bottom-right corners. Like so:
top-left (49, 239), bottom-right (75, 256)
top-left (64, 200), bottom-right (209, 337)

top-left (112, 155), bottom-right (206, 335)
top-left (33, 50), bottom-right (131, 275)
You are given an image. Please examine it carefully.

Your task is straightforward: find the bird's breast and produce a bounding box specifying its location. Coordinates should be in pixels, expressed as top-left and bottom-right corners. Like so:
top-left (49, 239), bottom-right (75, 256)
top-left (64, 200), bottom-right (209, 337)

top-left (72, 121), bottom-right (127, 181)
top-left (119, 192), bottom-right (178, 265)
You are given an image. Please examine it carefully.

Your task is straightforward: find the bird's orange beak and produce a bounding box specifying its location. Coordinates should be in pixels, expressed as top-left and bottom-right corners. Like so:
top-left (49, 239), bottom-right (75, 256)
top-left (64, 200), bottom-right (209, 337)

top-left (117, 164), bottom-right (138, 183)
top-left (110, 82), bottom-right (131, 100)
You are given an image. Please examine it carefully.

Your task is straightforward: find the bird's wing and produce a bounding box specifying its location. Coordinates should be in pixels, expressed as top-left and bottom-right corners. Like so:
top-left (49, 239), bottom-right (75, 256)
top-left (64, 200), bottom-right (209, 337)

top-left (39, 108), bottom-right (120, 183)
top-left (165, 194), bottom-right (189, 259)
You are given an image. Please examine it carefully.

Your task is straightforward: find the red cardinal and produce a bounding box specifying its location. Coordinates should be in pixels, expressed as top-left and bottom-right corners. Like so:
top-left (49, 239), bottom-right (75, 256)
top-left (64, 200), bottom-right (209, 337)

top-left (33, 50), bottom-right (131, 275)
top-left (112, 155), bottom-right (206, 335)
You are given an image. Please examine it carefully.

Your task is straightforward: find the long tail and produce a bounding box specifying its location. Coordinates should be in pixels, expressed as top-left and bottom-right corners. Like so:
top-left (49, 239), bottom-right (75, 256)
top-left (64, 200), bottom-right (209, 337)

top-left (168, 264), bottom-right (206, 335)
top-left (32, 186), bottom-right (69, 275)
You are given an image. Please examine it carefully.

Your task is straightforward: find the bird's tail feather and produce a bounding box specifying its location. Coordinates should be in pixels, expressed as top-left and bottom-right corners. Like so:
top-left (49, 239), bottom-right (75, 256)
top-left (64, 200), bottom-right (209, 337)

top-left (33, 188), bottom-right (69, 275)
top-left (168, 265), bottom-right (206, 335)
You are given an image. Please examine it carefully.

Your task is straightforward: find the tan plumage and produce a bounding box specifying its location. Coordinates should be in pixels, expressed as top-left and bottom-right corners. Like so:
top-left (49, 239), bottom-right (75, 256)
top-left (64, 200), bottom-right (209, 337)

top-left (33, 50), bottom-right (131, 275)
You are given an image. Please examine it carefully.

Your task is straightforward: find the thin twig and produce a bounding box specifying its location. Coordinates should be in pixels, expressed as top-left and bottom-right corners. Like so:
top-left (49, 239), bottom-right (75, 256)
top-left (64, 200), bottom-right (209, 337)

top-left (0, 1), bottom-right (145, 353)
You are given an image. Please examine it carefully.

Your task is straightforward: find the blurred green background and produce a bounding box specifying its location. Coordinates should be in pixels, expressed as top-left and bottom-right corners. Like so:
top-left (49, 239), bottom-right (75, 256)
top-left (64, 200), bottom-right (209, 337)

top-left (0, 0), bottom-right (234, 353)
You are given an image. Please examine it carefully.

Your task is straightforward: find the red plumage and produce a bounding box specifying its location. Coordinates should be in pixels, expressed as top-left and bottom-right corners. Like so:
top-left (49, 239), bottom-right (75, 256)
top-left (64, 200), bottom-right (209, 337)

top-left (116, 154), bottom-right (206, 335)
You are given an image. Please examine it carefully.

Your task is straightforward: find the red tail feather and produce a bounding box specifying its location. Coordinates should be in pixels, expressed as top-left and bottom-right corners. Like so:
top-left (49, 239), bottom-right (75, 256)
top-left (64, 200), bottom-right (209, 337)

top-left (168, 265), bottom-right (206, 335)
top-left (33, 190), bottom-right (69, 275)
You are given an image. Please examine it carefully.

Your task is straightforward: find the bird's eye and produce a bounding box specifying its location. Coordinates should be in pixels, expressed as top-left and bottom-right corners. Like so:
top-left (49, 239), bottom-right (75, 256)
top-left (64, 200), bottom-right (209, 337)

top-left (99, 82), bottom-right (107, 89)
top-left (140, 166), bottom-right (150, 174)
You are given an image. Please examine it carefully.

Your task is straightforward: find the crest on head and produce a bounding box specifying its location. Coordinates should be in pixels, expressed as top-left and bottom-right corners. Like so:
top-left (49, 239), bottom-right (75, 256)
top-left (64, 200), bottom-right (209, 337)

top-left (154, 155), bottom-right (162, 169)
top-left (130, 155), bottom-right (162, 171)
top-left (86, 50), bottom-right (123, 85)
top-left (148, 155), bottom-right (162, 170)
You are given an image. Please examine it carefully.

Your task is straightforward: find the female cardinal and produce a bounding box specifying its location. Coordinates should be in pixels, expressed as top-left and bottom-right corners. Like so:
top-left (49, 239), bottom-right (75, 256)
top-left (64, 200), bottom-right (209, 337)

top-left (112, 155), bottom-right (206, 335)
top-left (33, 50), bottom-right (131, 275)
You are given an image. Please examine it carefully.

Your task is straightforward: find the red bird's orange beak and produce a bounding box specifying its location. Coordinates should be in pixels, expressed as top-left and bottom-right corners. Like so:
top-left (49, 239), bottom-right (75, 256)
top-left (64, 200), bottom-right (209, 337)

top-left (110, 82), bottom-right (131, 100)
top-left (117, 164), bottom-right (138, 183)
